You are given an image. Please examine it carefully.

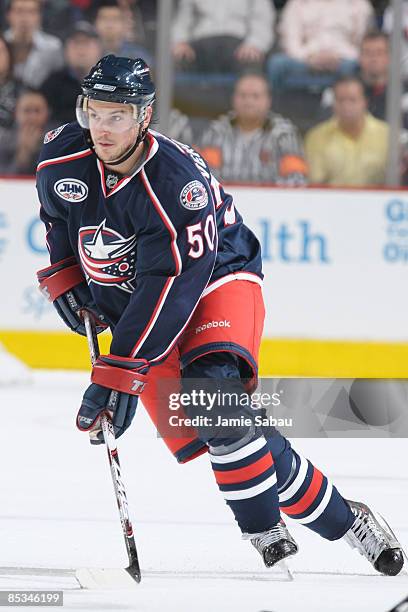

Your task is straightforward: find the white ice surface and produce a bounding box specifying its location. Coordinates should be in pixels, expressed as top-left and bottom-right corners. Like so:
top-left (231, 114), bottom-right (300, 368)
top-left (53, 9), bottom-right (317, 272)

top-left (1, 370), bottom-right (407, 612)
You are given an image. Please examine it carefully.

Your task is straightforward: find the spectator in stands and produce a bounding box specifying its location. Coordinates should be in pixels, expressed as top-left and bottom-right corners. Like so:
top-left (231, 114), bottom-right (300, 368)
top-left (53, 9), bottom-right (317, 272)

top-left (199, 73), bottom-right (307, 184)
top-left (267, 0), bottom-right (374, 92)
top-left (7, 89), bottom-right (50, 175)
top-left (93, 0), bottom-right (153, 64)
top-left (350, 30), bottom-right (392, 120)
top-left (4, 0), bottom-right (64, 88)
top-left (321, 31), bottom-right (408, 127)
top-left (305, 76), bottom-right (388, 186)
top-left (0, 35), bottom-right (20, 133)
top-left (0, 35), bottom-right (22, 172)
top-left (172, 0), bottom-right (275, 74)
top-left (41, 22), bottom-right (102, 125)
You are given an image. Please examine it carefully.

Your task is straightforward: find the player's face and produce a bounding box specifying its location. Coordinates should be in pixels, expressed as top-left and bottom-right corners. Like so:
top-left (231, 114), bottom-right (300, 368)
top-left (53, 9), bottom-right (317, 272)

top-left (88, 100), bottom-right (140, 163)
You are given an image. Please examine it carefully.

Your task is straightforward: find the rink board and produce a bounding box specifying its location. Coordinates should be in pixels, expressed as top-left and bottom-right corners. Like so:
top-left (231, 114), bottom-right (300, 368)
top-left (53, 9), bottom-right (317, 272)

top-left (1, 330), bottom-right (408, 377)
top-left (1, 178), bottom-right (407, 375)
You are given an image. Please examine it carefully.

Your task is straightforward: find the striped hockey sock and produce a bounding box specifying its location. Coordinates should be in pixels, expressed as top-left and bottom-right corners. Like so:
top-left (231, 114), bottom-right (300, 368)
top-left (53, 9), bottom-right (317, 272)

top-left (210, 436), bottom-right (281, 534)
top-left (277, 450), bottom-right (354, 540)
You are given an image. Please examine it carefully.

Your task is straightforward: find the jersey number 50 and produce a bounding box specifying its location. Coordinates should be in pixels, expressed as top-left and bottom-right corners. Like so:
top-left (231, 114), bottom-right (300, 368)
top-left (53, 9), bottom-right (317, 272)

top-left (186, 214), bottom-right (216, 259)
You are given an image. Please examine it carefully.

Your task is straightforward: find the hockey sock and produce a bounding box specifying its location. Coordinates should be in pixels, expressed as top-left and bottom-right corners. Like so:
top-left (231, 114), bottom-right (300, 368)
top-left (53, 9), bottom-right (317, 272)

top-left (182, 352), bottom-right (281, 534)
top-left (265, 434), bottom-right (355, 540)
top-left (209, 435), bottom-right (281, 534)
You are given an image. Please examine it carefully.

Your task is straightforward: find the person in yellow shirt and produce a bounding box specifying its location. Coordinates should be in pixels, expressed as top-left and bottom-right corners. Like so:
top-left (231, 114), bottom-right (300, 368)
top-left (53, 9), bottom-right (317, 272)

top-left (305, 76), bottom-right (389, 186)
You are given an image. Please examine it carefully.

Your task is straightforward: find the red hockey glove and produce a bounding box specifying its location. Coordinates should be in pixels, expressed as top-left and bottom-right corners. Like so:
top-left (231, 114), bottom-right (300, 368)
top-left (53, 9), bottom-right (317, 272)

top-left (76, 354), bottom-right (149, 443)
top-left (37, 257), bottom-right (108, 335)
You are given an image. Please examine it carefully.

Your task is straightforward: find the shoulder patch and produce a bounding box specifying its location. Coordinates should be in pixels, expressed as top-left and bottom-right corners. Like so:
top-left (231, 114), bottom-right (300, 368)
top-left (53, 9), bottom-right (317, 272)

top-left (54, 178), bottom-right (88, 202)
top-left (44, 124), bottom-right (68, 144)
top-left (179, 180), bottom-right (208, 211)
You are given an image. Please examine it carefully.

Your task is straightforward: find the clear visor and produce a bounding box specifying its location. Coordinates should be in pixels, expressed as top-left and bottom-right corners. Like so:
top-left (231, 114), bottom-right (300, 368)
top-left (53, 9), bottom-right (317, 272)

top-left (76, 95), bottom-right (145, 134)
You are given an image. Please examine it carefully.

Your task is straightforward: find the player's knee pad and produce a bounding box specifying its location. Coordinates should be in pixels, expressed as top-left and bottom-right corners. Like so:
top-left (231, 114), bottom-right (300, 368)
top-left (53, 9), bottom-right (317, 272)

top-left (181, 351), bottom-right (257, 447)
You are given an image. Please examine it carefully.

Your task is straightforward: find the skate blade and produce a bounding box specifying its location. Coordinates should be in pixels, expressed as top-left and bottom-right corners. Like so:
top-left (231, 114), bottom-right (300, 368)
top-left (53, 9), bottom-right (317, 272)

top-left (276, 559), bottom-right (294, 581)
top-left (75, 567), bottom-right (140, 589)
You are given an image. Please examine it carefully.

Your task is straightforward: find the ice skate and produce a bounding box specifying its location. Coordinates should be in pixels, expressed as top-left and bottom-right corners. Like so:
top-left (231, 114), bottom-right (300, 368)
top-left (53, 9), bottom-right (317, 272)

top-left (249, 519), bottom-right (299, 569)
top-left (344, 500), bottom-right (405, 576)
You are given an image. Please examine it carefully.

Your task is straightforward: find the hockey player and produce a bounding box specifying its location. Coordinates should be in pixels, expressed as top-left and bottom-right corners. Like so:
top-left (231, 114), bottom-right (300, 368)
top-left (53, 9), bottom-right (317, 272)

top-left (37, 55), bottom-right (404, 575)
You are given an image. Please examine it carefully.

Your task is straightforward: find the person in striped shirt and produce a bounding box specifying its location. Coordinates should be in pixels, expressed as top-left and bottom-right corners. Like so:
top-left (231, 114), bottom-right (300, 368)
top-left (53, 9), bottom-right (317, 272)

top-left (199, 73), bottom-right (307, 185)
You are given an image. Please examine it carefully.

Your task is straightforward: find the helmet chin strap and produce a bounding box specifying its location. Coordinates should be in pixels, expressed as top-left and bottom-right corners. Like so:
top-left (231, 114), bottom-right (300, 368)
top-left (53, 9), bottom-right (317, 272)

top-left (85, 124), bottom-right (148, 167)
top-left (103, 137), bottom-right (140, 166)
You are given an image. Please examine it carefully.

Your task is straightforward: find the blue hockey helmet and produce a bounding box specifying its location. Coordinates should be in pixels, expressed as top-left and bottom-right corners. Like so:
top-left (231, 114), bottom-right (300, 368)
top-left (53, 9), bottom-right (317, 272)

top-left (76, 55), bottom-right (155, 163)
top-left (81, 55), bottom-right (154, 105)
top-left (77, 55), bottom-right (155, 126)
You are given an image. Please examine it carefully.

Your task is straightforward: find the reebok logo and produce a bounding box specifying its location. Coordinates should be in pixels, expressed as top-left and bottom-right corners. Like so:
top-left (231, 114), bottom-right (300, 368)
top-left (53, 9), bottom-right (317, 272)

top-left (195, 320), bottom-right (231, 334)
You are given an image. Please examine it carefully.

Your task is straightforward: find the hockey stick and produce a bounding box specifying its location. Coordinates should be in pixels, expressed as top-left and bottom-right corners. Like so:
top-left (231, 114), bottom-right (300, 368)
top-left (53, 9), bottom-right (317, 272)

top-left (75, 310), bottom-right (141, 589)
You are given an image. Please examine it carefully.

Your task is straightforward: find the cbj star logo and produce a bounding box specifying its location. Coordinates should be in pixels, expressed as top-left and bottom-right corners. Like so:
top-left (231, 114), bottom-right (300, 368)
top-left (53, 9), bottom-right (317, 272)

top-left (78, 220), bottom-right (137, 293)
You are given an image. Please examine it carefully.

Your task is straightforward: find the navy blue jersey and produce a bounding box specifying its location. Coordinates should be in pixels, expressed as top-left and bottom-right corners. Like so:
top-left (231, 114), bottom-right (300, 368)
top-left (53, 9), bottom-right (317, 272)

top-left (36, 122), bottom-right (262, 364)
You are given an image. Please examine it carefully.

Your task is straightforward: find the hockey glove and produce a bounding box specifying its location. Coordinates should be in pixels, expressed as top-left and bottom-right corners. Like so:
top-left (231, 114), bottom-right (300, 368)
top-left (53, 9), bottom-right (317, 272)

top-left (37, 257), bottom-right (107, 336)
top-left (76, 354), bottom-right (149, 443)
